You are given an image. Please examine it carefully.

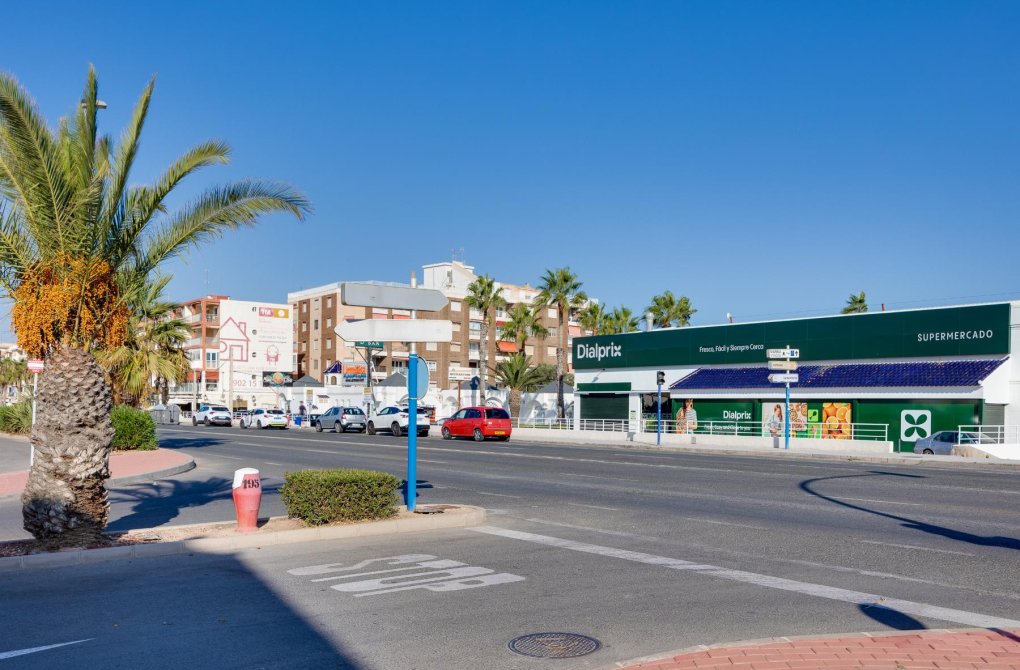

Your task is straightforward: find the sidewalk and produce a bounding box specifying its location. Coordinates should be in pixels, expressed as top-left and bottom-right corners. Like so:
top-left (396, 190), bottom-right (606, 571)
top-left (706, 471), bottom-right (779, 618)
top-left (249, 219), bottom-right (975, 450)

top-left (618, 628), bottom-right (1020, 669)
top-left (0, 448), bottom-right (195, 498)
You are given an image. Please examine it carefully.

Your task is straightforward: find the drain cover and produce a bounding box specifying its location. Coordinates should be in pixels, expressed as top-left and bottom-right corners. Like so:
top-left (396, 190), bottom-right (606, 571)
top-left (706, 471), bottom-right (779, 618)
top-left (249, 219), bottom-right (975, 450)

top-left (508, 632), bottom-right (601, 658)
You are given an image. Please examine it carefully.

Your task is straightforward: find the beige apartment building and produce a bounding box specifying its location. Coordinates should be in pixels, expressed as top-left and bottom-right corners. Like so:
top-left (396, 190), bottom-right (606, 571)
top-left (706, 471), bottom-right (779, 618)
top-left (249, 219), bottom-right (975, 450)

top-left (288, 261), bottom-right (586, 387)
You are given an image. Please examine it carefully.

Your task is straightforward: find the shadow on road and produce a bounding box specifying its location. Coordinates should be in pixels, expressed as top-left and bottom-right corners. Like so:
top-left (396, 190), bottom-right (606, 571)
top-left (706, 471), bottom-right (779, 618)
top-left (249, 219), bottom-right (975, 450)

top-left (106, 477), bottom-right (237, 532)
top-left (156, 434), bottom-right (229, 450)
top-left (799, 471), bottom-right (1020, 551)
top-left (858, 603), bottom-right (927, 631)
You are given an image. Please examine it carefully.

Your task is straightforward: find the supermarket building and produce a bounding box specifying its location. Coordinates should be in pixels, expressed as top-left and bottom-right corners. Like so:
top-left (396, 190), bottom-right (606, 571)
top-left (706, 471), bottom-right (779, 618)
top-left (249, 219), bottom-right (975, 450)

top-left (571, 302), bottom-right (1017, 452)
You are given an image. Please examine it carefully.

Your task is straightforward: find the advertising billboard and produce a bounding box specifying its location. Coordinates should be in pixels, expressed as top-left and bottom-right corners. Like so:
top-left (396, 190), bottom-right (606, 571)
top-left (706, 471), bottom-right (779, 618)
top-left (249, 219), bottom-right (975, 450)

top-left (215, 300), bottom-right (294, 392)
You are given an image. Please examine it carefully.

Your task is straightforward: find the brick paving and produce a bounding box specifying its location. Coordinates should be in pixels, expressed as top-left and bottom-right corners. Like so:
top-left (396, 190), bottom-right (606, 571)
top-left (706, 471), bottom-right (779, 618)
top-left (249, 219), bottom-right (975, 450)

top-left (620, 628), bottom-right (1020, 669)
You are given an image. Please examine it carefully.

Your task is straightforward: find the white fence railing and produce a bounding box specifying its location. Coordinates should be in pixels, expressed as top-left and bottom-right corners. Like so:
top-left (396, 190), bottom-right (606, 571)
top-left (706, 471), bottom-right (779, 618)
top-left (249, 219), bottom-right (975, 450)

top-left (513, 416), bottom-right (888, 441)
top-left (957, 425), bottom-right (1016, 444)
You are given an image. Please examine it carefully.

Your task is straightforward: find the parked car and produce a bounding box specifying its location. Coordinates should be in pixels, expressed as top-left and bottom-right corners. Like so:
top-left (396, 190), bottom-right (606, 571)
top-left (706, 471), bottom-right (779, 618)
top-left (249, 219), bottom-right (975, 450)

top-left (192, 404), bottom-right (233, 427)
top-left (240, 407), bottom-right (290, 430)
top-left (314, 406), bottom-right (367, 433)
top-left (366, 406), bottom-right (431, 437)
top-left (913, 430), bottom-right (996, 455)
top-left (441, 406), bottom-right (512, 442)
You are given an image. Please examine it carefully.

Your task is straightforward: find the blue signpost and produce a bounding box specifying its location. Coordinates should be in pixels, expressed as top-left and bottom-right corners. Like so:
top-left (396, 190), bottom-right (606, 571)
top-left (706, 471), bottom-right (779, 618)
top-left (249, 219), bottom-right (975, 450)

top-left (767, 346), bottom-right (799, 451)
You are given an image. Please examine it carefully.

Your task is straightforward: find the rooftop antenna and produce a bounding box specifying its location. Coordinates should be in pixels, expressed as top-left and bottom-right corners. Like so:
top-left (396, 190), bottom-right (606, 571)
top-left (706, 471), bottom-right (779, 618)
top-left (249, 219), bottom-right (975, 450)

top-left (204, 269), bottom-right (209, 294)
top-left (460, 247), bottom-right (465, 264)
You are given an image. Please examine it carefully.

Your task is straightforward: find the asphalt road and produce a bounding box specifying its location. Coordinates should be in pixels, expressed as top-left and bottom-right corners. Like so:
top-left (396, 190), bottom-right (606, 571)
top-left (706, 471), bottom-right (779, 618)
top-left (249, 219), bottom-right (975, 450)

top-left (2, 425), bottom-right (1019, 669)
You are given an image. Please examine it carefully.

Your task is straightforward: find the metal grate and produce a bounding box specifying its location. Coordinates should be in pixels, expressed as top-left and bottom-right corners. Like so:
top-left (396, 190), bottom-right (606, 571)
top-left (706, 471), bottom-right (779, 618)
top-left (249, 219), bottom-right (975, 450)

top-left (508, 632), bottom-right (601, 659)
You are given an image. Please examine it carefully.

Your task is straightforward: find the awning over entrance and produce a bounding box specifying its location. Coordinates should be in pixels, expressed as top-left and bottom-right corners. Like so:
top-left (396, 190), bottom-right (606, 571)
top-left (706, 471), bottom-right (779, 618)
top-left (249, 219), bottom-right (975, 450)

top-left (324, 361), bottom-right (342, 375)
top-left (670, 359), bottom-right (1006, 390)
top-left (497, 341), bottom-right (519, 353)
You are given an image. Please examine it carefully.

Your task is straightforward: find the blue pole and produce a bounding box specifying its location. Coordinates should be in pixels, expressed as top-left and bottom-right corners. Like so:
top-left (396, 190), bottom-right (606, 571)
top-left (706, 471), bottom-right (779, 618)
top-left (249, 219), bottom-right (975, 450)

top-left (656, 383), bottom-right (662, 446)
top-left (407, 356), bottom-right (418, 511)
top-left (784, 381), bottom-right (790, 450)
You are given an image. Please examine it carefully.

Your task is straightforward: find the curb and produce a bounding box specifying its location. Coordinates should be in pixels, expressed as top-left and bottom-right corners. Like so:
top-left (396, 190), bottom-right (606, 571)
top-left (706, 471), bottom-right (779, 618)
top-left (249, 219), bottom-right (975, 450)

top-left (508, 435), bottom-right (1020, 469)
top-left (609, 627), bottom-right (988, 669)
top-left (0, 505), bottom-right (486, 572)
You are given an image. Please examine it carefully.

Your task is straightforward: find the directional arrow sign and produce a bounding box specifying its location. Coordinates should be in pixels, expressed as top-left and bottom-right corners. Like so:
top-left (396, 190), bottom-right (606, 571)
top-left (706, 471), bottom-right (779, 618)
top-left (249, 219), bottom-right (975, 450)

top-left (768, 373), bottom-right (799, 383)
top-left (341, 282), bottom-right (448, 312)
top-left (336, 319), bottom-right (453, 343)
top-left (767, 348), bottom-right (800, 359)
top-left (768, 360), bottom-right (799, 371)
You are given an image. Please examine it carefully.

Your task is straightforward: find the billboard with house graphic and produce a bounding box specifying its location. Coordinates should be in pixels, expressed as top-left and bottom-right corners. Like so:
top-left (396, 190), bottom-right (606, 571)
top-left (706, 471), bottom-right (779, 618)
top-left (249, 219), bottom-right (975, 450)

top-left (217, 301), bottom-right (293, 393)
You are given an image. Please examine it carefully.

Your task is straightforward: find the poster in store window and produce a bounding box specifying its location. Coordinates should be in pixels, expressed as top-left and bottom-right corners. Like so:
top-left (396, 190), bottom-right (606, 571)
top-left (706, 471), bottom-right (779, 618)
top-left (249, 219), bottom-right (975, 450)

top-left (761, 401), bottom-right (807, 436)
top-left (822, 402), bottom-right (852, 439)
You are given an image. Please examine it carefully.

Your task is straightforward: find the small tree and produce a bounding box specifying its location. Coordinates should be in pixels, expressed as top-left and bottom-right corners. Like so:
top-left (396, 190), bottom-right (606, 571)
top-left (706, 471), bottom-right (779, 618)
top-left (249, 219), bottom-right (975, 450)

top-left (842, 291), bottom-right (868, 314)
top-left (494, 353), bottom-right (544, 419)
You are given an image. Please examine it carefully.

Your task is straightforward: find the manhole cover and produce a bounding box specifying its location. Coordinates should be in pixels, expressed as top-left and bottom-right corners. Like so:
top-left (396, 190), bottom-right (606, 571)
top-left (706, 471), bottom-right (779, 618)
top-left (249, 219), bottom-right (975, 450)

top-left (508, 632), bottom-right (601, 658)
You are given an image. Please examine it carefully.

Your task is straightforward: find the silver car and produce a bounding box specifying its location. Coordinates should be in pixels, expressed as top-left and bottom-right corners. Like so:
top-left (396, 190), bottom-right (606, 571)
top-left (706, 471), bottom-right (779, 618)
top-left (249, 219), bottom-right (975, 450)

top-left (315, 406), bottom-right (366, 433)
top-left (913, 430), bottom-right (996, 455)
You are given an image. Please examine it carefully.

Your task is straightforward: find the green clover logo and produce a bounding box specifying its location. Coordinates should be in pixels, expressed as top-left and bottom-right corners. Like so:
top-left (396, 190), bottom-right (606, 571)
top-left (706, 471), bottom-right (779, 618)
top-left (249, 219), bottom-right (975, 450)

top-left (903, 412), bottom-right (928, 439)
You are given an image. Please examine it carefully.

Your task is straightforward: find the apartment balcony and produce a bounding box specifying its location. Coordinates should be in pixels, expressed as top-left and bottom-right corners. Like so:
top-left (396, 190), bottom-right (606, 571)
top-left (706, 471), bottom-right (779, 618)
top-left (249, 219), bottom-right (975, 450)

top-left (468, 349), bottom-right (481, 361)
top-left (185, 336), bottom-right (219, 348)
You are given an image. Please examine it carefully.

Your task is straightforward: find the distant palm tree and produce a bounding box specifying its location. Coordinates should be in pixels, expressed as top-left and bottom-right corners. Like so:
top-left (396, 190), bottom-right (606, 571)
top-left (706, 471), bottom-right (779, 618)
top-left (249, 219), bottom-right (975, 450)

top-left (0, 68), bottom-right (309, 544)
top-left (99, 277), bottom-right (189, 407)
top-left (579, 302), bottom-right (606, 336)
top-left (603, 306), bottom-right (640, 334)
top-left (0, 358), bottom-right (29, 401)
top-left (494, 353), bottom-right (544, 419)
top-left (646, 291), bottom-right (697, 328)
top-left (536, 268), bottom-right (586, 418)
top-left (842, 291), bottom-right (868, 314)
top-left (502, 302), bottom-right (547, 354)
top-left (465, 274), bottom-right (506, 390)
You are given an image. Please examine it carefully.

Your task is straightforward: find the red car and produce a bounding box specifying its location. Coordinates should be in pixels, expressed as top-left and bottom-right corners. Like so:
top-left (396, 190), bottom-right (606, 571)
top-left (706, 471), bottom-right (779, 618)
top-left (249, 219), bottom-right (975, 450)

top-left (441, 406), bottom-right (512, 441)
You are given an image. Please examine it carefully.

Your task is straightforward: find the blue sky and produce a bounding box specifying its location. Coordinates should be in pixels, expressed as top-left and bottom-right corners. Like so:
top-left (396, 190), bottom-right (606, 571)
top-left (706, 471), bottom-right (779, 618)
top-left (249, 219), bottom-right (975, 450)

top-left (4, 1), bottom-right (1020, 329)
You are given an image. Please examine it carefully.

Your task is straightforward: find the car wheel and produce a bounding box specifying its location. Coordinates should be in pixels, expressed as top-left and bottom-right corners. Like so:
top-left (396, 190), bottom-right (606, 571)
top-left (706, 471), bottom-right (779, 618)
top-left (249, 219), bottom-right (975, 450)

top-left (442, 426), bottom-right (451, 440)
top-left (498, 436), bottom-right (509, 442)
top-left (257, 421), bottom-right (264, 429)
top-left (367, 422), bottom-right (376, 435)
top-left (241, 420), bottom-right (247, 429)
top-left (204, 417), bottom-right (210, 426)
top-left (419, 431), bottom-right (429, 438)
top-left (922, 448), bottom-right (934, 455)
top-left (192, 417), bottom-right (197, 426)
top-left (473, 428), bottom-right (484, 442)
top-left (391, 422), bottom-right (402, 438)
top-left (316, 421), bottom-right (322, 432)
top-left (335, 421), bottom-right (342, 434)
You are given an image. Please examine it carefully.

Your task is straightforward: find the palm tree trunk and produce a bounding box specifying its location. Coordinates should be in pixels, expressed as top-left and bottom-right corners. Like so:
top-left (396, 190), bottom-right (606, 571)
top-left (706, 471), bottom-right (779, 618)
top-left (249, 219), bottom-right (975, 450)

top-left (22, 345), bottom-right (114, 546)
top-left (479, 320), bottom-right (488, 403)
top-left (509, 388), bottom-right (521, 419)
top-left (556, 304), bottom-right (565, 419)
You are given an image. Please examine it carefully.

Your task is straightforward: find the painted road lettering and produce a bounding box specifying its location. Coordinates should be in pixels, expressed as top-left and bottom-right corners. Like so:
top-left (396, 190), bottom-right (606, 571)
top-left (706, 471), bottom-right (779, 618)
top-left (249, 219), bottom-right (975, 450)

top-left (288, 553), bottom-right (523, 598)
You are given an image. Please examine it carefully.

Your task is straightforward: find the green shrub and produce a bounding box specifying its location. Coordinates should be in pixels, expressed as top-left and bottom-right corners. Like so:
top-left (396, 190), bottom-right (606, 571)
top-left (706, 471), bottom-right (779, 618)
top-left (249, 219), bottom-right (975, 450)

top-left (281, 469), bottom-right (401, 526)
top-left (0, 401), bottom-right (32, 435)
top-left (111, 404), bottom-right (158, 451)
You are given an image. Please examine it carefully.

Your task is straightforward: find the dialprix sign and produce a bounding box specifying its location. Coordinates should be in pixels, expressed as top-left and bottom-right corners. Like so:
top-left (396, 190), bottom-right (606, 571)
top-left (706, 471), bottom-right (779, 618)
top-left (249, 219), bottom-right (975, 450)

top-left (573, 303), bottom-right (1010, 370)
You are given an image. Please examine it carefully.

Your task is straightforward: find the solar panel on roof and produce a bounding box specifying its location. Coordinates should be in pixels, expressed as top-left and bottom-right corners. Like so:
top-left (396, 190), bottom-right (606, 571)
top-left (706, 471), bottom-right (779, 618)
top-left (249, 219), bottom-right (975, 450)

top-left (669, 359), bottom-right (1006, 390)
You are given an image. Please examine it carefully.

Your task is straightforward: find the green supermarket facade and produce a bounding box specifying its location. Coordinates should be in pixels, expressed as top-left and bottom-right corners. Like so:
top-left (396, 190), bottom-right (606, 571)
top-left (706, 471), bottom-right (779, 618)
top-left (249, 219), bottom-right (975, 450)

top-left (571, 302), bottom-right (1018, 451)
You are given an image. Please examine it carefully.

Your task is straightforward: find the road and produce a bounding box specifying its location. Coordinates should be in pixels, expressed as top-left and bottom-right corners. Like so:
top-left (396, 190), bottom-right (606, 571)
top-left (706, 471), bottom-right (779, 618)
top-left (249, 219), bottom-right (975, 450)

top-left (1, 425), bottom-right (1019, 669)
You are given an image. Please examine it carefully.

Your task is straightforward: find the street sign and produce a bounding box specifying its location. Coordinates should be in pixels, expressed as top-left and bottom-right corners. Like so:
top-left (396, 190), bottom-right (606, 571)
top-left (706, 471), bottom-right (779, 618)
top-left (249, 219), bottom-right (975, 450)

top-left (355, 340), bottom-right (384, 349)
top-left (767, 348), bottom-right (800, 359)
top-left (27, 359), bottom-right (43, 374)
top-left (768, 373), bottom-right (799, 383)
top-left (336, 319), bottom-right (454, 343)
top-left (341, 282), bottom-right (448, 312)
top-left (410, 356), bottom-right (429, 399)
top-left (768, 360), bottom-right (799, 371)
top-left (448, 366), bottom-right (473, 381)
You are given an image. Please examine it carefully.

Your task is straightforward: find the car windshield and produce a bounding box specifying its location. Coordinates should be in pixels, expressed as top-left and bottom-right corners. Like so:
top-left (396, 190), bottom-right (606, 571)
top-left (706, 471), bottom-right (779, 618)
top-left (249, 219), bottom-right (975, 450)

top-left (267, 410), bottom-right (284, 415)
top-left (486, 409), bottom-right (510, 419)
top-left (211, 406), bottom-right (229, 412)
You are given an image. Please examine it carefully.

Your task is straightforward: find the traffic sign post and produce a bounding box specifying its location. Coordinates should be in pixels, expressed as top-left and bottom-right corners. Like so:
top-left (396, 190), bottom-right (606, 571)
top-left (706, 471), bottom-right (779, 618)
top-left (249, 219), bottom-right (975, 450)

top-left (341, 282), bottom-right (448, 312)
top-left (27, 359), bottom-right (43, 465)
top-left (767, 346), bottom-right (797, 450)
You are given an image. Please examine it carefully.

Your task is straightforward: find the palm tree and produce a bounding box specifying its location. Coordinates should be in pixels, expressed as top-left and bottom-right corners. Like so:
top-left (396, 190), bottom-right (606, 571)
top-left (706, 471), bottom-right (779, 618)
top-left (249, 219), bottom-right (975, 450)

top-left (493, 353), bottom-right (544, 419)
top-left (603, 306), bottom-right (640, 335)
top-left (646, 291), bottom-right (697, 328)
top-left (0, 68), bottom-right (309, 544)
top-left (536, 268), bottom-right (586, 418)
top-left (502, 302), bottom-right (548, 354)
top-left (465, 274), bottom-right (506, 391)
top-left (578, 302), bottom-right (606, 336)
top-left (99, 276), bottom-right (190, 407)
top-left (842, 291), bottom-right (868, 314)
top-left (0, 358), bottom-right (28, 401)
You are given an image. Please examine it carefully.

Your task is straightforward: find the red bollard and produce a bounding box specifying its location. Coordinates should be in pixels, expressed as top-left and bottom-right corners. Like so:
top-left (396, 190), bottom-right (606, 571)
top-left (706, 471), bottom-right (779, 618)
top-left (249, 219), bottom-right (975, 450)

top-left (232, 468), bottom-right (262, 533)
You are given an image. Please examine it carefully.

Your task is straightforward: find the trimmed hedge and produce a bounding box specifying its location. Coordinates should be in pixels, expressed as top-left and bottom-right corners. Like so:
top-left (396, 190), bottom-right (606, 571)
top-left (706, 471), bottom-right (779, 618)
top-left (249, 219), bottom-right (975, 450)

top-left (0, 401), bottom-right (32, 435)
top-left (111, 404), bottom-right (158, 451)
top-left (281, 469), bottom-right (401, 526)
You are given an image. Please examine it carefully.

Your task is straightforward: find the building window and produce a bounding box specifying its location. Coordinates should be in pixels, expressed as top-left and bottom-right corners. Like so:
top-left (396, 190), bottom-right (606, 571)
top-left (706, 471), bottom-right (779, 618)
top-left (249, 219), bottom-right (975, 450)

top-left (451, 301), bottom-right (461, 312)
top-left (469, 308), bottom-right (483, 320)
top-left (450, 342), bottom-right (461, 353)
top-left (547, 346), bottom-right (556, 357)
top-left (425, 342), bottom-right (437, 351)
top-left (392, 360), bottom-right (406, 370)
top-left (313, 319), bottom-right (319, 330)
top-left (205, 351), bottom-right (218, 365)
top-left (525, 345), bottom-right (535, 356)
top-left (326, 318), bottom-right (332, 328)
top-left (327, 297), bottom-right (333, 308)
top-left (302, 303), bottom-right (307, 313)
top-left (548, 326), bottom-right (558, 337)
top-left (326, 339), bottom-right (332, 349)
top-left (313, 359), bottom-right (319, 371)
top-left (469, 321), bottom-right (481, 335)
top-left (300, 342), bottom-right (306, 352)
top-left (301, 322), bottom-right (307, 332)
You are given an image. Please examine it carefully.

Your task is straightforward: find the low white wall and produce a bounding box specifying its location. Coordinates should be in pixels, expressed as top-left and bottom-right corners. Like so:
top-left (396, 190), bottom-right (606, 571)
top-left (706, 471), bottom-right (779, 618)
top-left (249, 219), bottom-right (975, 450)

top-left (952, 443), bottom-right (1020, 459)
top-left (511, 427), bottom-right (894, 455)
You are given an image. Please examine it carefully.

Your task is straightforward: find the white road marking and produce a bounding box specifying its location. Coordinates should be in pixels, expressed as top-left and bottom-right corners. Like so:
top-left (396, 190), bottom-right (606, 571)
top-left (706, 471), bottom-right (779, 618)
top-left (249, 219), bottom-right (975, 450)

top-left (419, 459), bottom-right (449, 464)
top-left (525, 518), bottom-right (659, 541)
top-left (841, 497), bottom-right (923, 506)
top-left (471, 491), bottom-right (521, 498)
top-left (469, 526), bottom-right (1020, 629)
top-left (218, 455), bottom-right (242, 460)
top-left (563, 473), bottom-right (641, 482)
top-left (0, 639), bottom-right (93, 660)
top-left (681, 517), bottom-right (767, 530)
top-left (567, 502), bottom-right (620, 511)
top-left (860, 540), bottom-right (975, 556)
top-left (265, 462), bottom-right (282, 466)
